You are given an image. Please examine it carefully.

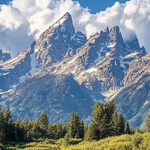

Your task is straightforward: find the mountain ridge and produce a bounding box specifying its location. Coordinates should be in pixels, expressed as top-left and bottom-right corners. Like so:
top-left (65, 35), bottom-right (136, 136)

top-left (0, 12), bottom-right (149, 127)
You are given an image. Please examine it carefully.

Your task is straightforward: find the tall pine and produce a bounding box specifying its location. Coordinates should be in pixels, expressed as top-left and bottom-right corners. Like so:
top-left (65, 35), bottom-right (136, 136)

top-left (39, 112), bottom-right (49, 138)
top-left (67, 113), bottom-right (84, 139)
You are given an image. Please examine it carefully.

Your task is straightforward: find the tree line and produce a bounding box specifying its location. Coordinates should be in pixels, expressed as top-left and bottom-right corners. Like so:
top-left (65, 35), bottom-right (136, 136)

top-left (0, 100), bottom-right (131, 144)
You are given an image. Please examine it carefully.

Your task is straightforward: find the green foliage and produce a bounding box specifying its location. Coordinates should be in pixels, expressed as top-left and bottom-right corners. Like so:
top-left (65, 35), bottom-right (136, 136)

top-left (132, 133), bottom-right (143, 149)
top-left (125, 121), bottom-right (131, 134)
top-left (0, 106), bottom-right (4, 143)
top-left (67, 113), bottom-right (84, 139)
top-left (0, 101), bottom-right (130, 144)
top-left (146, 114), bottom-right (150, 132)
top-left (90, 100), bottom-right (128, 141)
top-left (39, 112), bottom-right (49, 138)
top-left (84, 124), bottom-right (98, 141)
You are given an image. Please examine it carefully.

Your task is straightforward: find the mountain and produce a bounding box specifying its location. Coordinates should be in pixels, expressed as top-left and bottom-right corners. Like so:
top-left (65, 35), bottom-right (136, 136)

top-left (47, 26), bottom-right (145, 101)
top-left (0, 73), bottom-right (93, 122)
top-left (115, 53), bottom-right (150, 128)
top-left (0, 13), bottom-right (87, 91)
top-left (35, 12), bottom-right (87, 67)
top-left (0, 12), bottom-right (149, 127)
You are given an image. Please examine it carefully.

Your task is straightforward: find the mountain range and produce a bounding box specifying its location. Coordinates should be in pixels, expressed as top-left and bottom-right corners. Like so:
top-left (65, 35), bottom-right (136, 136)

top-left (0, 12), bottom-right (149, 128)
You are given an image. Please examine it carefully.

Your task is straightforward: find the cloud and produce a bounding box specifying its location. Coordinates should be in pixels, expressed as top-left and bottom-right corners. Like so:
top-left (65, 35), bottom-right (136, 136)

top-left (0, 0), bottom-right (150, 56)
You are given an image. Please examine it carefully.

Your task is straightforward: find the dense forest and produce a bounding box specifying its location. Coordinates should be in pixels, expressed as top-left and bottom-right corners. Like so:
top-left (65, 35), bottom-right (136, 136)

top-left (0, 101), bottom-right (150, 149)
top-left (0, 101), bottom-right (130, 143)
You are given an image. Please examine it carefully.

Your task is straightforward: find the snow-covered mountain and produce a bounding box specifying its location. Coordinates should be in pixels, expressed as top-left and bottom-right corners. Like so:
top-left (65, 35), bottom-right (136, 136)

top-left (0, 13), bottom-right (149, 127)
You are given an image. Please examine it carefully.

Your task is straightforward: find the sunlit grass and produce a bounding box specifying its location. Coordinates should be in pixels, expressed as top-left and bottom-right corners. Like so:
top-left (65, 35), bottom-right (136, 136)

top-left (4, 133), bottom-right (150, 150)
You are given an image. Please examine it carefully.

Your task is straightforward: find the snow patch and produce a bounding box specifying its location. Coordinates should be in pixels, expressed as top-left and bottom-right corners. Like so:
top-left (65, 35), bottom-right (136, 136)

top-left (67, 56), bottom-right (77, 64)
top-left (30, 52), bottom-right (42, 74)
top-left (144, 100), bottom-right (149, 106)
top-left (53, 14), bottom-right (69, 28)
top-left (34, 47), bottom-right (40, 53)
top-left (120, 56), bottom-right (126, 71)
top-left (94, 47), bottom-right (105, 64)
top-left (107, 42), bottom-right (116, 48)
top-left (61, 26), bottom-right (66, 32)
top-left (70, 94), bottom-right (75, 98)
top-left (106, 52), bottom-right (111, 57)
top-left (19, 73), bottom-right (29, 81)
top-left (76, 68), bottom-right (98, 79)
top-left (125, 52), bottom-right (139, 58)
top-left (85, 68), bottom-right (98, 73)
top-left (72, 66), bottom-right (77, 74)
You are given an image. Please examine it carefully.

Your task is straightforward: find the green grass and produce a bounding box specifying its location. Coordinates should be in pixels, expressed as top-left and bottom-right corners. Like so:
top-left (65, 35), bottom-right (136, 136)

top-left (3, 133), bottom-right (150, 150)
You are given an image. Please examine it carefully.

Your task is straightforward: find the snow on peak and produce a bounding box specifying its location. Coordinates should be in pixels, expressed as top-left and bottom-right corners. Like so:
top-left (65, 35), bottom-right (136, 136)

top-left (52, 12), bottom-right (72, 28)
top-left (107, 42), bottom-right (116, 48)
top-left (19, 52), bottom-right (42, 82)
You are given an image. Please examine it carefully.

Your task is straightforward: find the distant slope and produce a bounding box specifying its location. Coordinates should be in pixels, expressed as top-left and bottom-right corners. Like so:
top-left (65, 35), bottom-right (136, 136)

top-left (115, 53), bottom-right (150, 128)
top-left (0, 72), bottom-right (93, 122)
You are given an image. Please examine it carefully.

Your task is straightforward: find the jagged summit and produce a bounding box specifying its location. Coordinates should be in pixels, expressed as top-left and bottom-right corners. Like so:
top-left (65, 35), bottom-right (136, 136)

top-left (35, 12), bottom-right (86, 67)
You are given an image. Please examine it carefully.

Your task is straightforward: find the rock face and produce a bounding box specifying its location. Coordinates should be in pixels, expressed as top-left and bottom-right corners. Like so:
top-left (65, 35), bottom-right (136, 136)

top-left (115, 53), bottom-right (150, 128)
top-left (0, 42), bottom-right (36, 90)
top-left (35, 12), bottom-right (87, 67)
top-left (0, 12), bottom-right (149, 127)
top-left (0, 13), bottom-right (86, 91)
top-left (0, 73), bottom-right (93, 123)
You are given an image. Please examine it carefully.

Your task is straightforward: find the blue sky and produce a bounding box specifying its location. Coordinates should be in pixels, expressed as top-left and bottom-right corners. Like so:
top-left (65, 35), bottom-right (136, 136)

top-left (1, 0), bottom-right (129, 13)
top-left (0, 0), bottom-right (11, 4)
top-left (74, 0), bottom-right (129, 13)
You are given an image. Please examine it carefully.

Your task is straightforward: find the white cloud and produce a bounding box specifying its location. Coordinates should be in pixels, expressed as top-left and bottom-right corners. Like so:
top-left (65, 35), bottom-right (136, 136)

top-left (0, 0), bottom-right (150, 56)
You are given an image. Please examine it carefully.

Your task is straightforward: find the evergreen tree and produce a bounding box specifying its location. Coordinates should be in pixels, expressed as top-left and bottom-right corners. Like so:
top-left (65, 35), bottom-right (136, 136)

top-left (84, 124), bottom-right (99, 141)
top-left (118, 113), bottom-right (125, 134)
top-left (146, 114), bottom-right (150, 132)
top-left (124, 121), bottom-right (130, 134)
top-left (31, 119), bottom-right (40, 139)
top-left (15, 118), bottom-right (25, 142)
top-left (92, 102), bottom-right (108, 139)
top-left (67, 113), bottom-right (84, 139)
top-left (0, 107), bottom-right (4, 143)
top-left (39, 112), bottom-right (49, 138)
top-left (112, 111), bottom-right (119, 136)
top-left (3, 107), bottom-right (13, 142)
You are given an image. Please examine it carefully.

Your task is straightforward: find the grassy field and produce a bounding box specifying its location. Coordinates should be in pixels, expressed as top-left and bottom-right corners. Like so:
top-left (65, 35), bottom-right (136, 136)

top-left (3, 133), bottom-right (150, 150)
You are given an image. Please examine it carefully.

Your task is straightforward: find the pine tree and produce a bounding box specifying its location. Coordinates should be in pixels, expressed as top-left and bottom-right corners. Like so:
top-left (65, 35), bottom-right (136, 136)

top-left (118, 113), bottom-right (125, 134)
top-left (67, 112), bottom-right (84, 139)
top-left (84, 124), bottom-right (99, 141)
top-left (92, 102), bottom-right (107, 139)
top-left (39, 112), bottom-right (49, 138)
top-left (124, 121), bottom-right (130, 134)
top-left (0, 107), bottom-right (4, 143)
top-left (112, 111), bottom-right (119, 136)
top-left (3, 107), bottom-right (13, 142)
top-left (146, 114), bottom-right (150, 132)
top-left (31, 119), bottom-right (40, 139)
top-left (15, 118), bottom-right (24, 142)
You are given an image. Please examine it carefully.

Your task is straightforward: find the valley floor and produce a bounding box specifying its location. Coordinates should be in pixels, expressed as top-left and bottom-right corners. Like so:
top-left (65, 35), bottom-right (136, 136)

top-left (3, 133), bottom-right (150, 150)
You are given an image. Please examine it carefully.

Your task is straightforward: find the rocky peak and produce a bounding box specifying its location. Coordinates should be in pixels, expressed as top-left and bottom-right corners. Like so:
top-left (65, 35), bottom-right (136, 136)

top-left (109, 26), bottom-right (124, 48)
top-left (35, 12), bottom-right (87, 67)
top-left (53, 12), bottom-right (75, 34)
top-left (125, 35), bottom-right (140, 52)
top-left (0, 49), bottom-right (11, 63)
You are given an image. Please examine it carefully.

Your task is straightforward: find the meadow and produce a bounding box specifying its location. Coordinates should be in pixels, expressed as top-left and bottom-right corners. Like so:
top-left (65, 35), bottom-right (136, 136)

top-left (2, 132), bottom-right (150, 150)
